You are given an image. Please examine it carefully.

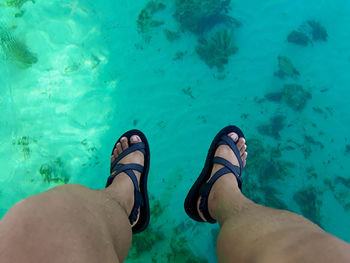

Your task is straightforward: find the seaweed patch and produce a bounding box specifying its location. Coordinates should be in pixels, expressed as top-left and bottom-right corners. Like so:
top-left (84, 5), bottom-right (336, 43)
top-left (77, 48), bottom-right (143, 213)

top-left (196, 29), bottom-right (237, 71)
top-left (6, 0), bottom-right (35, 8)
top-left (39, 158), bottom-right (70, 185)
top-left (293, 186), bottom-right (323, 226)
top-left (137, 1), bottom-right (166, 34)
top-left (0, 24), bottom-right (38, 68)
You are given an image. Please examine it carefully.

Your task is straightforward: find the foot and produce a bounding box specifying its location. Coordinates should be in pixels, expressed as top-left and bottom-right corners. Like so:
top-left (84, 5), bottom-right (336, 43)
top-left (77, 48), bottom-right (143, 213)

top-left (197, 132), bottom-right (248, 221)
top-left (108, 135), bottom-right (144, 227)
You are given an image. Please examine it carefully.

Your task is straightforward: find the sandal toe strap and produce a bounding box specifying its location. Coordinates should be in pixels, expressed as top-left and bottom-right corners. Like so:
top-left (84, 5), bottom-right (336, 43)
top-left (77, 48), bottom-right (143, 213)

top-left (111, 142), bottom-right (146, 170)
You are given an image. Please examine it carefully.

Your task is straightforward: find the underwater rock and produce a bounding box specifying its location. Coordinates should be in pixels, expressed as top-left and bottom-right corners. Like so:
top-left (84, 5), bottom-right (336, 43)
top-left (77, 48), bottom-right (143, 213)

top-left (293, 186), bottom-right (322, 226)
top-left (274, 56), bottom-right (299, 79)
top-left (174, 0), bottom-right (238, 34)
top-left (39, 158), bottom-right (70, 185)
top-left (257, 115), bottom-right (285, 139)
top-left (137, 0), bottom-right (165, 33)
top-left (196, 29), bottom-right (237, 70)
top-left (307, 20), bottom-right (328, 41)
top-left (287, 30), bottom-right (310, 46)
top-left (283, 84), bottom-right (311, 111)
top-left (0, 25), bottom-right (38, 68)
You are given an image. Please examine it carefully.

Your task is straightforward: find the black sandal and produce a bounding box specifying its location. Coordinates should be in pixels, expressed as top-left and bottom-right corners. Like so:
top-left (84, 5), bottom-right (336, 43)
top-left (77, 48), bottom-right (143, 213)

top-left (184, 125), bottom-right (245, 223)
top-left (106, 129), bottom-right (150, 234)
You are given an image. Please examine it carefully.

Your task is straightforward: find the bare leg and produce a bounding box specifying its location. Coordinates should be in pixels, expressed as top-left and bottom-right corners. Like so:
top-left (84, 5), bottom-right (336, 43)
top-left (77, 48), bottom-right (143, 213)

top-left (0, 135), bottom-right (144, 263)
top-left (198, 132), bottom-right (350, 263)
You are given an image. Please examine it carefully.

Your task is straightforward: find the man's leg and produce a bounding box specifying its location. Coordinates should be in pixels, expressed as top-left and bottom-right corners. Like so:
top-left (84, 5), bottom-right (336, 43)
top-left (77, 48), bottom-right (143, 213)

top-left (0, 135), bottom-right (144, 263)
top-left (198, 132), bottom-right (350, 263)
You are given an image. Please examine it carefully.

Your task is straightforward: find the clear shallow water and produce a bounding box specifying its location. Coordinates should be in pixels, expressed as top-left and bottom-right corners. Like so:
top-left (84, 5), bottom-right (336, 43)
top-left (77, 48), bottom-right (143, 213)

top-left (1, 0), bottom-right (350, 262)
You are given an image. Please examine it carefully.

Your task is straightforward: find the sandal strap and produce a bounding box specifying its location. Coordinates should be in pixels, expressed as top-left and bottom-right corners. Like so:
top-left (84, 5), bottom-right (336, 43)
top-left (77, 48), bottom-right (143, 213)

top-left (199, 166), bottom-right (233, 223)
top-left (213, 157), bottom-right (241, 185)
top-left (198, 135), bottom-right (244, 223)
top-left (218, 135), bottom-right (244, 174)
top-left (106, 163), bottom-right (144, 225)
top-left (111, 142), bottom-right (145, 170)
top-left (124, 169), bottom-right (144, 224)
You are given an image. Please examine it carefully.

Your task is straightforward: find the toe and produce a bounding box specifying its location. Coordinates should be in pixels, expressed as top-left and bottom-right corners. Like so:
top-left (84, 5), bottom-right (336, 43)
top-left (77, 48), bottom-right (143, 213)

top-left (116, 142), bottom-right (123, 155)
top-left (240, 144), bottom-right (247, 156)
top-left (228, 132), bottom-right (238, 142)
top-left (130, 135), bottom-right (141, 144)
top-left (236, 137), bottom-right (245, 151)
top-left (120, 137), bottom-right (128, 151)
top-left (113, 148), bottom-right (118, 157)
top-left (242, 152), bottom-right (247, 167)
top-left (111, 155), bottom-right (115, 163)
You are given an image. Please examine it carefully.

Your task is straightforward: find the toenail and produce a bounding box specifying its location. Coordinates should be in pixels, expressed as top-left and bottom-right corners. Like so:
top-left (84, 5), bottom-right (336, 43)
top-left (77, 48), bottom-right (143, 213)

top-left (231, 134), bottom-right (238, 141)
top-left (131, 136), bottom-right (139, 142)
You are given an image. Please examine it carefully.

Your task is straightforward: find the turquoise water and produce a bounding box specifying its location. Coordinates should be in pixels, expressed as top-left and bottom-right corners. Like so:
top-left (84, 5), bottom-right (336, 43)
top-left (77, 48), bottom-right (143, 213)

top-left (1, 0), bottom-right (350, 262)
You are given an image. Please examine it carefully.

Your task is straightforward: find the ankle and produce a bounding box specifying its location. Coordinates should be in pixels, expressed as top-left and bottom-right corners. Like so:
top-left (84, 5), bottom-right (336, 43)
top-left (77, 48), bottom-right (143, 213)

top-left (208, 176), bottom-right (251, 224)
top-left (105, 174), bottom-right (134, 216)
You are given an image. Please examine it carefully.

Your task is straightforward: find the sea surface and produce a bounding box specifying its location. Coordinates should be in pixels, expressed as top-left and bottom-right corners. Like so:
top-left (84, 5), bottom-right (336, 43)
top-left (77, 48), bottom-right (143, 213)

top-left (1, 0), bottom-right (350, 262)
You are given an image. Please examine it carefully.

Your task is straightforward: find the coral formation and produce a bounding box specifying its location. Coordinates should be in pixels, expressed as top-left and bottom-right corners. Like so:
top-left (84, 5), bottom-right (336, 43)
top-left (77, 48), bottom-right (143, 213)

top-left (0, 25), bottom-right (38, 68)
top-left (274, 56), bottom-right (299, 79)
top-left (307, 20), bottom-right (328, 41)
top-left (163, 29), bottom-right (181, 42)
top-left (283, 84), bottom-right (312, 111)
top-left (257, 115), bottom-right (285, 139)
top-left (39, 158), bottom-right (70, 185)
top-left (287, 20), bottom-right (328, 46)
top-left (287, 30), bottom-right (310, 46)
top-left (174, 0), bottom-right (238, 34)
top-left (242, 138), bottom-right (293, 210)
top-left (173, 50), bottom-right (186, 61)
top-left (265, 84), bottom-right (312, 112)
top-left (196, 29), bottom-right (237, 70)
top-left (293, 186), bottom-right (322, 226)
top-left (137, 0), bottom-right (166, 33)
top-left (264, 91), bottom-right (283, 102)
